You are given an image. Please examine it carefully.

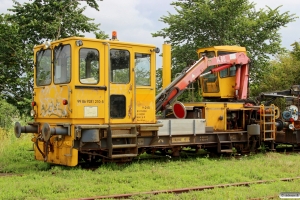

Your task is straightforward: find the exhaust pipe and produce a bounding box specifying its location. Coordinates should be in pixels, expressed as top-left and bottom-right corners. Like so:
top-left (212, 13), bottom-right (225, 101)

top-left (14, 122), bottom-right (38, 138)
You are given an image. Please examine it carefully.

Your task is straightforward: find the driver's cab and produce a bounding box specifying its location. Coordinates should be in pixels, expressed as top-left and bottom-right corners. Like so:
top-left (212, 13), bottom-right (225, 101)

top-left (197, 46), bottom-right (247, 99)
top-left (33, 37), bottom-right (158, 125)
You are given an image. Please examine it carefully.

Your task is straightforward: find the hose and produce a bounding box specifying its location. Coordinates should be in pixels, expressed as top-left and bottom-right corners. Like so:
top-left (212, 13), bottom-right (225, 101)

top-left (35, 136), bottom-right (46, 158)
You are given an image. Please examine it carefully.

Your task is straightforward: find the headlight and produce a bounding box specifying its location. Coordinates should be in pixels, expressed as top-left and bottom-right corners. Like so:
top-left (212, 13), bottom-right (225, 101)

top-left (30, 110), bottom-right (36, 117)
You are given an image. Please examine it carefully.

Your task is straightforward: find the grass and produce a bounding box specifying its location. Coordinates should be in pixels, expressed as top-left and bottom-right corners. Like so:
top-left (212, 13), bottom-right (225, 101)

top-left (1, 129), bottom-right (300, 199)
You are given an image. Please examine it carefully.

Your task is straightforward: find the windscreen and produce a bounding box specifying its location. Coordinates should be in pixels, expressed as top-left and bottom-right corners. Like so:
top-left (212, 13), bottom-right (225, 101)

top-left (54, 44), bottom-right (71, 84)
top-left (36, 49), bottom-right (52, 86)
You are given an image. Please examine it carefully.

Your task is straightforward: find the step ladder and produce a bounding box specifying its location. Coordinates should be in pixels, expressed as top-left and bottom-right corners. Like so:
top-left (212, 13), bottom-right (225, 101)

top-left (217, 133), bottom-right (233, 153)
top-left (260, 104), bottom-right (276, 141)
top-left (107, 125), bottom-right (138, 159)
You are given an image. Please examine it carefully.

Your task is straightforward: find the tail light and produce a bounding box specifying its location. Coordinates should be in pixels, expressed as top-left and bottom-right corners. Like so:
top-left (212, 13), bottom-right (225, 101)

top-left (62, 99), bottom-right (68, 105)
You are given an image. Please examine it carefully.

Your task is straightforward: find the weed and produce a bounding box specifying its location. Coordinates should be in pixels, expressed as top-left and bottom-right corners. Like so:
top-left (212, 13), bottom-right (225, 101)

top-left (259, 143), bottom-right (267, 153)
top-left (165, 154), bottom-right (172, 162)
top-left (219, 154), bottom-right (223, 159)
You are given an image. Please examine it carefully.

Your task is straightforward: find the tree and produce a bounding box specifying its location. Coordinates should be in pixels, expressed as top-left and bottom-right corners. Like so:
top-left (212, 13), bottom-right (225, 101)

top-left (0, 98), bottom-right (18, 130)
top-left (95, 30), bottom-right (109, 40)
top-left (251, 41), bottom-right (300, 96)
top-left (8, 0), bottom-right (100, 44)
top-left (0, 14), bottom-right (32, 112)
top-left (156, 68), bottom-right (162, 93)
top-left (153, 0), bottom-right (297, 98)
top-left (291, 41), bottom-right (300, 61)
top-left (0, 0), bottom-right (104, 113)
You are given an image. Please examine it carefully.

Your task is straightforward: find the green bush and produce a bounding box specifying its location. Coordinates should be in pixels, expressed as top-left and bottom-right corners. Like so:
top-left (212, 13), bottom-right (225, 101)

top-left (0, 98), bottom-right (19, 130)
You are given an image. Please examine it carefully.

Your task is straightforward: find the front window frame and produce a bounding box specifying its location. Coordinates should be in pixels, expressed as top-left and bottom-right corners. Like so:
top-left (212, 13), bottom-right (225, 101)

top-left (54, 44), bottom-right (71, 84)
top-left (36, 49), bottom-right (52, 86)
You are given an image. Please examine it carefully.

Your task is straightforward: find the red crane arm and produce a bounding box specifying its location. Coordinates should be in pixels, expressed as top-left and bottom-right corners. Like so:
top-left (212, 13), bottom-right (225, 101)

top-left (155, 52), bottom-right (250, 113)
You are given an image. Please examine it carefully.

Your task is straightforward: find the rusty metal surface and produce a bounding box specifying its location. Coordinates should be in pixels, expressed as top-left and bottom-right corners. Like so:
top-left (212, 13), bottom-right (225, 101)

top-left (248, 195), bottom-right (279, 200)
top-left (76, 177), bottom-right (300, 200)
top-left (0, 173), bottom-right (22, 177)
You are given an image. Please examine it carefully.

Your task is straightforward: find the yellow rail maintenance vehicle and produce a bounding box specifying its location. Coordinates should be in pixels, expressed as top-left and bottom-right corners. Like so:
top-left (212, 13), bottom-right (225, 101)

top-left (14, 32), bottom-right (300, 166)
top-left (15, 32), bottom-right (161, 166)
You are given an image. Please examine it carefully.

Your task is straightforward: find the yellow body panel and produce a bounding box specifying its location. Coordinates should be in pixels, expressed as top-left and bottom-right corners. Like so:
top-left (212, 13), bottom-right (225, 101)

top-left (34, 136), bottom-right (78, 166)
top-left (184, 102), bottom-right (246, 131)
top-left (197, 46), bottom-right (246, 54)
top-left (135, 88), bottom-right (156, 123)
top-left (162, 43), bottom-right (171, 89)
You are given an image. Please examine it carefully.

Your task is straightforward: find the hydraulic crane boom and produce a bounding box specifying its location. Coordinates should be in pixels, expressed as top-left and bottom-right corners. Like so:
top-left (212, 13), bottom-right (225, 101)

top-left (155, 52), bottom-right (250, 113)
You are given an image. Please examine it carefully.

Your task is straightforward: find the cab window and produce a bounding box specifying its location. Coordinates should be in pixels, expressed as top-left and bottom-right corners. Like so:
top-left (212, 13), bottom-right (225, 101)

top-left (200, 51), bottom-right (217, 82)
top-left (110, 49), bottom-right (130, 84)
top-left (54, 44), bottom-right (71, 84)
top-left (135, 53), bottom-right (150, 86)
top-left (199, 51), bottom-right (215, 58)
top-left (36, 49), bottom-right (52, 86)
top-left (79, 48), bottom-right (99, 84)
top-left (202, 65), bottom-right (217, 82)
top-left (218, 51), bottom-right (236, 78)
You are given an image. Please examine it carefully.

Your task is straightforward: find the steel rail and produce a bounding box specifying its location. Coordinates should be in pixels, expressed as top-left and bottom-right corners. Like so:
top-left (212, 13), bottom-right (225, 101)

top-left (76, 176), bottom-right (300, 200)
top-left (249, 195), bottom-right (278, 200)
top-left (0, 173), bottom-right (22, 177)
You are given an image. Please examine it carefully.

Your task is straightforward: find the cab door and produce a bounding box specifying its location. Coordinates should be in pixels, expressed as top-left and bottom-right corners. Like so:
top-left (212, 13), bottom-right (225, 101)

top-left (74, 40), bottom-right (106, 122)
top-left (134, 51), bottom-right (156, 123)
top-left (108, 47), bottom-right (135, 123)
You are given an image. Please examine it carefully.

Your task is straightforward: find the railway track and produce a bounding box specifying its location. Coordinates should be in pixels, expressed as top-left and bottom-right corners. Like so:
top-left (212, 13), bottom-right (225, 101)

top-left (76, 177), bottom-right (300, 200)
top-left (0, 173), bottom-right (13, 177)
top-left (249, 195), bottom-right (278, 200)
top-left (0, 173), bottom-right (22, 177)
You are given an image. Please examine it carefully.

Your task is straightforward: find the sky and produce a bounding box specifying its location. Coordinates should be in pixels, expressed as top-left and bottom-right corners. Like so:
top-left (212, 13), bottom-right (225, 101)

top-left (1, 0), bottom-right (300, 67)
